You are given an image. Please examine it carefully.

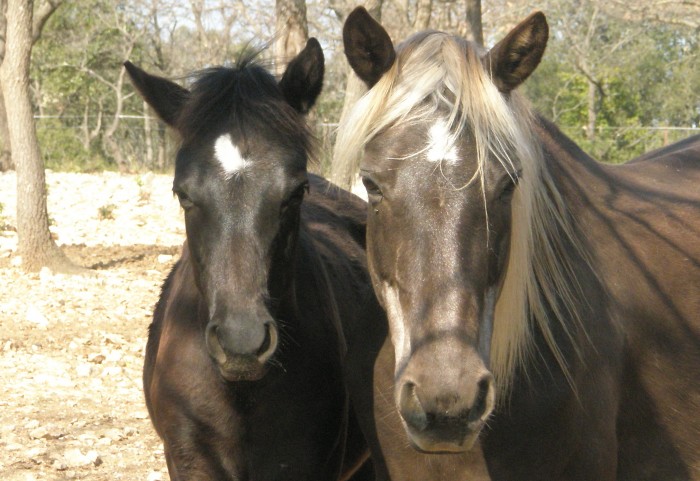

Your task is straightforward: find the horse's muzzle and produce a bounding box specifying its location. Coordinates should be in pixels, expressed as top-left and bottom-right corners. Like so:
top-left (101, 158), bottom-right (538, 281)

top-left (397, 373), bottom-right (495, 453)
top-left (205, 320), bottom-right (279, 382)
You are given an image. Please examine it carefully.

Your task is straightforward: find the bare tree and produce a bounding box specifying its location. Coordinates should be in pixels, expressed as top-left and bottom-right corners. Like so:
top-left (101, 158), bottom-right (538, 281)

top-left (414, 0), bottom-right (432, 30)
top-left (0, 0), bottom-right (76, 272)
top-left (0, 88), bottom-right (10, 172)
top-left (274, 0), bottom-right (309, 74)
top-left (464, 0), bottom-right (483, 44)
top-left (551, 2), bottom-right (641, 141)
top-left (605, 0), bottom-right (700, 29)
top-left (0, 1), bottom-right (10, 171)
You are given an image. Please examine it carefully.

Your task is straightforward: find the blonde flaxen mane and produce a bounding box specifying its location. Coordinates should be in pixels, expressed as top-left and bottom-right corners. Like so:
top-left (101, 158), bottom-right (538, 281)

top-left (332, 31), bottom-right (587, 395)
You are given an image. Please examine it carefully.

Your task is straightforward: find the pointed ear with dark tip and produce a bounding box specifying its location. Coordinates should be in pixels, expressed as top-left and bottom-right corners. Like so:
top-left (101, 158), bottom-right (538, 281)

top-left (278, 38), bottom-right (325, 114)
top-left (342, 7), bottom-right (396, 88)
top-left (123, 61), bottom-right (189, 127)
top-left (483, 11), bottom-right (548, 93)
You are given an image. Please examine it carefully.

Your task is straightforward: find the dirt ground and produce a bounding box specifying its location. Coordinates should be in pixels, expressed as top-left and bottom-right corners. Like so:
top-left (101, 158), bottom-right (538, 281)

top-left (0, 171), bottom-right (186, 481)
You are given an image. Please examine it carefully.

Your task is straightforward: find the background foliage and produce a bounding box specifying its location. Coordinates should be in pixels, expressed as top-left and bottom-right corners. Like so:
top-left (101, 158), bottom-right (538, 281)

top-left (26, 0), bottom-right (700, 172)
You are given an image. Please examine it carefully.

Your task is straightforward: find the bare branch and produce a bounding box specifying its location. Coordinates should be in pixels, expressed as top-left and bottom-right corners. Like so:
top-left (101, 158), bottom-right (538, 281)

top-left (32, 0), bottom-right (63, 44)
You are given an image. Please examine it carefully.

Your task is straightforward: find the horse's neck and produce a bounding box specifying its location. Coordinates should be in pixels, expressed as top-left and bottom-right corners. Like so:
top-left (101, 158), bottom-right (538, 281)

top-left (288, 227), bottom-right (347, 359)
top-left (533, 116), bottom-right (605, 194)
top-left (526, 117), bottom-right (612, 363)
top-left (531, 116), bottom-right (617, 234)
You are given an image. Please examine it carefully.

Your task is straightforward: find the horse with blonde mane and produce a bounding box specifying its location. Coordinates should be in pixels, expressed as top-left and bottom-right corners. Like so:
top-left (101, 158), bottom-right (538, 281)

top-left (334, 8), bottom-right (700, 480)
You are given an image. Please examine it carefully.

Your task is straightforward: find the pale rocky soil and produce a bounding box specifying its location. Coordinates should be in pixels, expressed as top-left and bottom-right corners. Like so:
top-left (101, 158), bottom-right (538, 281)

top-left (0, 171), bottom-right (187, 481)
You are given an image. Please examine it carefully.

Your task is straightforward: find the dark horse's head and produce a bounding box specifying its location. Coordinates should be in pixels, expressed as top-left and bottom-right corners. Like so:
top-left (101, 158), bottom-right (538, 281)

top-left (336, 9), bottom-right (550, 452)
top-left (125, 40), bottom-right (324, 382)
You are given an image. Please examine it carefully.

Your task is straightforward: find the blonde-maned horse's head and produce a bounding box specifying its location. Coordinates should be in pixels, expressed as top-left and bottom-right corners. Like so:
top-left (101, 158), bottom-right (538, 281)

top-left (334, 8), bottom-right (583, 453)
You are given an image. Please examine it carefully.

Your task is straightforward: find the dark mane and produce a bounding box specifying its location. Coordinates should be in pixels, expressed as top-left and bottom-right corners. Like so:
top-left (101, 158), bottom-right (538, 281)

top-left (176, 51), bottom-right (315, 159)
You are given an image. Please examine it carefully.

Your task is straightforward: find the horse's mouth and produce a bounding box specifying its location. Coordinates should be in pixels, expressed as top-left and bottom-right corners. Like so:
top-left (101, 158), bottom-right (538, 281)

top-left (403, 420), bottom-right (483, 454)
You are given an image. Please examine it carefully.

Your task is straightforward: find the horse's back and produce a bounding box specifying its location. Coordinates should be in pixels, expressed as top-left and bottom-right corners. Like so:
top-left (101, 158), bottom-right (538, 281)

top-left (599, 135), bottom-right (700, 297)
top-left (626, 134), bottom-right (700, 165)
top-left (615, 135), bottom-right (700, 193)
top-left (598, 134), bottom-right (700, 338)
top-left (591, 137), bottom-right (700, 479)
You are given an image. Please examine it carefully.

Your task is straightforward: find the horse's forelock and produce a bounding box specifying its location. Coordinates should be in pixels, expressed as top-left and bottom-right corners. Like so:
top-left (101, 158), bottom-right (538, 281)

top-left (333, 32), bottom-right (534, 185)
top-left (175, 53), bottom-right (315, 163)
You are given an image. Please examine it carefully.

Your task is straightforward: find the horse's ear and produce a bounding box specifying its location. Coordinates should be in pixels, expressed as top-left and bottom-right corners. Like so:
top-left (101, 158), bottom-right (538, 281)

top-left (484, 11), bottom-right (548, 93)
top-left (278, 38), bottom-right (325, 114)
top-left (124, 61), bottom-right (189, 127)
top-left (343, 7), bottom-right (395, 88)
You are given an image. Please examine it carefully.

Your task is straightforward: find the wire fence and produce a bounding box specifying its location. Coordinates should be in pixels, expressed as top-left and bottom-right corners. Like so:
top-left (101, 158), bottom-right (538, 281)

top-left (32, 116), bottom-right (699, 173)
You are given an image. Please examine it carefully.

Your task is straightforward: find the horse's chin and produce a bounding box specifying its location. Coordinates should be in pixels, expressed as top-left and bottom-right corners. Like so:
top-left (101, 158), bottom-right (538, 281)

top-left (216, 361), bottom-right (269, 382)
top-left (405, 425), bottom-right (482, 454)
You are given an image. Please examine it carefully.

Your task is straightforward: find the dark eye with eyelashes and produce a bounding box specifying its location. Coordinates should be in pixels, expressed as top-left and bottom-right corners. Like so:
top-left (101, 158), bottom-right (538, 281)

top-left (497, 173), bottom-right (520, 202)
top-left (174, 189), bottom-right (195, 210)
top-left (361, 175), bottom-right (383, 206)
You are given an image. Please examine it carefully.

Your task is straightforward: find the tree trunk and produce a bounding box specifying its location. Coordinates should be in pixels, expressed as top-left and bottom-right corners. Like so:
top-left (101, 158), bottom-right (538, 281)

top-left (414, 0), bottom-right (432, 30)
top-left (102, 64), bottom-right (128, 170)
top-left (157, 131), bottom-right (166, 171)
top-left (189, 0), bottom-right (206, 65)
top-left (80, 101), bottom-right (101, 152)
top-left (0, 0), bottom-right (62, 172)
top-left (274, 0), bottom-right (308, 75)
top-left (144, 100), bottom-right (154, 168)
top-left (464, 0), bottom-right (483, 45)
top-left (0, 0), bottom-right (75, 272)
top-left (0, 1), bottom-right (13, 171)
top-left (0, 92), bottom-right (12, 171)
top-left (586, 79), bottom-right (597, 141)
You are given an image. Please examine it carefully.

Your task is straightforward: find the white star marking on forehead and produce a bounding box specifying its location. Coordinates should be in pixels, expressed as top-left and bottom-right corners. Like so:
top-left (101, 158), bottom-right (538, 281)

top-left (426, 120), bottom-right (459, 164)
top-left (214, 134), bottom-right (249, 178)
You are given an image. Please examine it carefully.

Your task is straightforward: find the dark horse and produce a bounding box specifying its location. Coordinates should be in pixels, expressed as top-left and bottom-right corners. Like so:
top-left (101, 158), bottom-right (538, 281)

top-left (126, 41), bottom-right (383, 480)
top-left (126, 40), bottom-right (493, 481)
top-left (334, 7), bottom-right (700, 480)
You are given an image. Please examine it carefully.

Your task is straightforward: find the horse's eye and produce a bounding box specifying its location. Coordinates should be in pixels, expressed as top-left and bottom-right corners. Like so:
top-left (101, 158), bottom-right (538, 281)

top-left (498, 181), bottom-right (517, 202)
top-left (290, 182), bottom-right (308, 202)
top-left (498, 172), bottom-right (520, 202)
top-left (296, 181), bottom-right (310, 198)
top-left (281, 182), bottom-right (308, 213)
top-left (361, 176), bottom-right (383, 205)
top-left (175, 190), bottom-right (195, 210)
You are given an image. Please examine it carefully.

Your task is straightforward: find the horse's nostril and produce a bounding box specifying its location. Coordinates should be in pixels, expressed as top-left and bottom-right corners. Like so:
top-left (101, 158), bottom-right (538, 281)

top-left (399, 382), bottom-right (429, 432)
top-left (469, 374), bottom-right (495, 424)
top-left (205, 324), bottom-right (227, 364)
top-left (256, 322), bottom-right (278, 363)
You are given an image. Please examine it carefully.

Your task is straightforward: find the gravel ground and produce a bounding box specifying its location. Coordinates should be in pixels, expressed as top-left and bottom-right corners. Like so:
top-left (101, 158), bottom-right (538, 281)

top-left (0, 171), bottom-right (186, 481)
